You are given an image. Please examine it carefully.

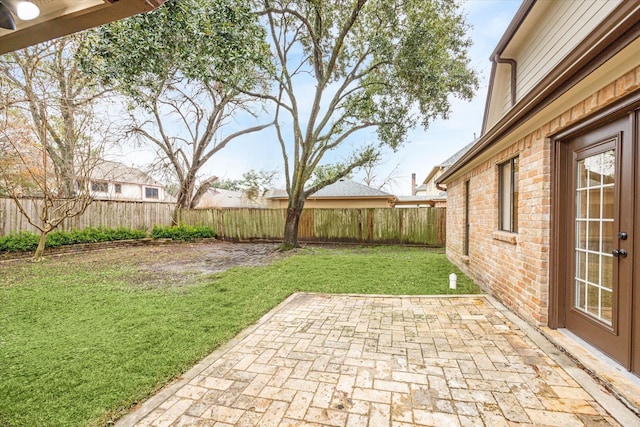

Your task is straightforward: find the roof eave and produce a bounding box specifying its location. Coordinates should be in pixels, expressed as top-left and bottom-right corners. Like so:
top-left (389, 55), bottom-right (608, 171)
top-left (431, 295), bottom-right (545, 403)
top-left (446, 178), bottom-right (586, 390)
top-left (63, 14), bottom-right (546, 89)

top-left (489, 0), bottom-right (538, 60)
top-left (438, 0), bottom-right (640, 185)
top-left (482, 0), bottom-right (536, 135)
top-left (422, 165), bottom-right (444, 185)
top-left (0, 0), bottom-right (167, 55)
top-left (307, 195), bottom-right (395, 201)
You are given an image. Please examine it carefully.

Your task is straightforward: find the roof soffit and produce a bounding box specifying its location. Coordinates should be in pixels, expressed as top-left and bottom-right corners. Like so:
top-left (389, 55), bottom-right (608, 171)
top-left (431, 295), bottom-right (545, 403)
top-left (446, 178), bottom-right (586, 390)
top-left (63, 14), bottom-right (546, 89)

top-left (0, 0), bottom-right (166, 55)
top-left (439, 0), bottom-right (640, 184)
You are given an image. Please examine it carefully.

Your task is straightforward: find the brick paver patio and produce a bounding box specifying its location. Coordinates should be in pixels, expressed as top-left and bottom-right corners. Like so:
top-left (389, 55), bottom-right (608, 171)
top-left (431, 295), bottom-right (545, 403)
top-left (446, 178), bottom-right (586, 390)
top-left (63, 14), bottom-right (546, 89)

top-left (117, 294), bottom-right (635, 426)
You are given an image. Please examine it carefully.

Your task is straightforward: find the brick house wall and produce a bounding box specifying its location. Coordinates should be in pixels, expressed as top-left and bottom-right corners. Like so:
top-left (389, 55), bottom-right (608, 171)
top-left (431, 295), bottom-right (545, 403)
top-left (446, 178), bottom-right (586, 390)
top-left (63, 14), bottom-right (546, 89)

top-left (446, 65), bottom-right (640, 326)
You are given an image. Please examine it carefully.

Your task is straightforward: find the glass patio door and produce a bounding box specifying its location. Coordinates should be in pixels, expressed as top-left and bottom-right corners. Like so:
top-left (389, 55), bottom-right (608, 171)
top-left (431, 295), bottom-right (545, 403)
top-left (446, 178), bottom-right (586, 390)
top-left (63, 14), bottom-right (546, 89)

top-left (564, 116), bottom-right (633, 371)
top-left (573, 149), bottom-right (615, 326)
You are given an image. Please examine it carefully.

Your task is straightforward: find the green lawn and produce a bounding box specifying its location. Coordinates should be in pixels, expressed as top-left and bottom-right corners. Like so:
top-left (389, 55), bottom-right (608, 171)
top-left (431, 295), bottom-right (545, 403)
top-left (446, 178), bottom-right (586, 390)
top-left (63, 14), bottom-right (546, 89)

top-left (0, 245), bottom-right (479, 427)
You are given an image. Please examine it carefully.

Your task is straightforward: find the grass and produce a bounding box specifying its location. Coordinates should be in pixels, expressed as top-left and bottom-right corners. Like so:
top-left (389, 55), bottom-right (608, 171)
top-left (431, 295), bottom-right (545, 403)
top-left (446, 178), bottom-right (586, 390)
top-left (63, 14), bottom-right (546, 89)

top-left (0, 245), bottom-right (480, 426)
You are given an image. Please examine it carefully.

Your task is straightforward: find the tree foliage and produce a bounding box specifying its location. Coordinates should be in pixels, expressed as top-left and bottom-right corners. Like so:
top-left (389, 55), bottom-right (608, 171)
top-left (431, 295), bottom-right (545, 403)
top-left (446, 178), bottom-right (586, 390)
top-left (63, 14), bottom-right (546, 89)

top-left (0, 117), bottom-right (97, 260)
top-left (253, 0), bottom-right (478, 248)
top-left (77, 0), bottom-right (274, 212)
top-left (212, 169), bottom-right (278, 200)
top-left (0, 36), bottom-right (109, 259)
top-left (77, 0), bottom-right (272, 101)
top-left (238, 169), bottom-right (278, 200)
top-left (310, 164), bottom-right (354, 189)
top-left (0, 36), bottom-right (106, 198)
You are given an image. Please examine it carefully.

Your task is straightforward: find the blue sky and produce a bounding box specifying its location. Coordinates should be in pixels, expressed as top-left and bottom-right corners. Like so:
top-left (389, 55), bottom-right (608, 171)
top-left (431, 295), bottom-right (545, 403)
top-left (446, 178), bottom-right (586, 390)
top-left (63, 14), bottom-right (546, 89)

top-left (116, 0), bottom-right (523, 195)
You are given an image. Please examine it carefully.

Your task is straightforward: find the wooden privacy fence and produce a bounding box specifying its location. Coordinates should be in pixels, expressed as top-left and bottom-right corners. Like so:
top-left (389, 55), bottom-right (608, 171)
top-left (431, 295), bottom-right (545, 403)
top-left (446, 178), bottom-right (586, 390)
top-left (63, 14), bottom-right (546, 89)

top-left (178, 207), bottom-right (446, 246)
top-left (0, 197), bottom-right (175, 235)
top-left (0, 197), bottom-right (446, 246)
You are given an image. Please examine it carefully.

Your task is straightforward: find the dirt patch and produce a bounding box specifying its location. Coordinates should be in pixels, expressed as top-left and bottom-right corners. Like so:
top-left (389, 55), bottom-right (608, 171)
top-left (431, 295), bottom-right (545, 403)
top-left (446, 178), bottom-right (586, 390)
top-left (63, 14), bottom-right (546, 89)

top-left (1, 241), bottom-right (296, 289)
top-left (140, 241), bottom-right (285, 275)
top-left (126, 241), bottom-right (293, 289)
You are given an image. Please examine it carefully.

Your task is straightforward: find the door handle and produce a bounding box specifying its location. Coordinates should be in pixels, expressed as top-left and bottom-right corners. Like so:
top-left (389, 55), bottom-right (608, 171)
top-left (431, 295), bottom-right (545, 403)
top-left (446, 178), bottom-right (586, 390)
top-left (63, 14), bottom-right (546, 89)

top-left (612, 249), bottom-right (628, 258)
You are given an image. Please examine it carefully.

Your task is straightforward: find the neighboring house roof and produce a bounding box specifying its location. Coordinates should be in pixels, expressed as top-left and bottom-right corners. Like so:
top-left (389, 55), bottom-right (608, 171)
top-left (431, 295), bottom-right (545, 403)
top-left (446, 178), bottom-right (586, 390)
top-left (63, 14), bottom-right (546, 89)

top-left (312, 179), bottom-right (393, 199)
top-left (0, 0), bottom-right (167, 55)
top-left (394, 195), bottom-right (442, 207)
top-left (441, 140), bottom-right (477, 167)
top-left (438, 0), bottom-right (637, 185)
top-left (269, 179), bottom-right (394, 200)
top-left (422, 140), bottom-right (476, 187)
top-left (197, 188), bottom-right (268, 209)
top-left (90, 160), bottom-right (161, 187)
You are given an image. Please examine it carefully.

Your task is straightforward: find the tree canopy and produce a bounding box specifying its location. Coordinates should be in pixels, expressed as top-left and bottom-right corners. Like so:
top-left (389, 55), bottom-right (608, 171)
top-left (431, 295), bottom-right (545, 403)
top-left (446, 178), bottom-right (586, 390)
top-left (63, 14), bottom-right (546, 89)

top-left (77, 0), bottom-right (272, 102)
top-left (1, 36), bottom-right (106, 198)
top-left (77, 0), bottom-right (274, 211)
top-left (254, 0), bottom-right (478, 247)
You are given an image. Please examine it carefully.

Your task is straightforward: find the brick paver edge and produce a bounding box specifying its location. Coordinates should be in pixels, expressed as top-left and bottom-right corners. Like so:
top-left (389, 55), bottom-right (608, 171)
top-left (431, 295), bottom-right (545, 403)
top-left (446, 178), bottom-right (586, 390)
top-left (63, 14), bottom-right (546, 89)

top-left (482, 295), bottom-right (640, 426)
top-left (115, 292), bottom-right (303, 427)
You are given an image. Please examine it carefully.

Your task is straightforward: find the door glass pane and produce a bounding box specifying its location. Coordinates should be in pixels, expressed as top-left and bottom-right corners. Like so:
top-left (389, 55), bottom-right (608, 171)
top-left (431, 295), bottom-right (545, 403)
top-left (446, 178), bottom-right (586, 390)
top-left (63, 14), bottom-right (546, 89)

top-left (575, 250), bottom-right (586, 280)
top-left (587, 284), bottom-right (599, 317)
top-left (601, 255), bottom-right (613, 291)
top-left (602, 187), bottom-right (614, 219)
top-left (587, 253), bottom-right (599, 284)
top-left (574, 150), bottom-right (615, 326)
top-left (588, 189), bottom-right (601, 218)
top-left (577, 161), bottom-right (588, 189)
top-left (602, 151), bottom-right (615, 185)
top-left (575, 279), bottom-right (586, 309)
top-left (586, 157), bottom-right (600, 187)
top-left (576, 221), bottom-right (587, 249)
top-left (602, 221), bottom-right (614, 254)
top-left (601, 288), bottom-right (613, 324)
top-left (587, 221), bottom-right (600, 252)
top-left (576, 190), bottom-right (587, 218)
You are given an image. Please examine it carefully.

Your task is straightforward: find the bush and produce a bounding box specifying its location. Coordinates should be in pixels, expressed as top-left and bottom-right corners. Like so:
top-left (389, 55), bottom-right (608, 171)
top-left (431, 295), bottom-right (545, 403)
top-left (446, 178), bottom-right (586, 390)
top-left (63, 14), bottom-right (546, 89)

top-left (151, 224), bottom-right (216, 241)
top-left (0, 231), bottom-right (40, 253)
top-left (0, 225), bottom-right (216, 254)
top-left (0, 227), bottom-right (148, 253)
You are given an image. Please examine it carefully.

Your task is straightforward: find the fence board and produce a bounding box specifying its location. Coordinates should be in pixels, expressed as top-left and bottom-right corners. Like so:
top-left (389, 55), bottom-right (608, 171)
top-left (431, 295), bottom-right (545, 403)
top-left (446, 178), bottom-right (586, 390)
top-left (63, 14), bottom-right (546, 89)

top-left (0, 197), bottom-right (174, 235)
top-left (0, 198), bottom-right (445, 247)
top-left (178, 207), bottom-right (445, 246)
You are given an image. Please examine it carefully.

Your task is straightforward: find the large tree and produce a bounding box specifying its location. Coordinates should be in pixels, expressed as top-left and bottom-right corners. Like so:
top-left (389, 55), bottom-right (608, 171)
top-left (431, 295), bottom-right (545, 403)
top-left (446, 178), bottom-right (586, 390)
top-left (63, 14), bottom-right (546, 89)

top-left (0, 105), bottom-right (100, 260)
top-left (77, 0), bottom-right (273, 213)
top-left (0, 35), bottom-right (110, 259)
top-left (0, 36), bottom-right (106, 198)
top-left (253, 0), bottom-right (478, 248)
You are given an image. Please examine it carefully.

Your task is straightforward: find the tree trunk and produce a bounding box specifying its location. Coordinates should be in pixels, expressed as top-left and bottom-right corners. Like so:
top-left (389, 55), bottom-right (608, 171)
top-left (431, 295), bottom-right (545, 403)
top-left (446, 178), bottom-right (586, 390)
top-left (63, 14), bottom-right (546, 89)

top-left (281, 198), bottom-right (305, 250)
top-left (175, 171), bottom-right (198, 209)
top-left (33, 230), bottom-right (47, 260)
top-left (171, 206), bottom-right (180, 226)
top-left (173, 176), bottom-right (197, 225)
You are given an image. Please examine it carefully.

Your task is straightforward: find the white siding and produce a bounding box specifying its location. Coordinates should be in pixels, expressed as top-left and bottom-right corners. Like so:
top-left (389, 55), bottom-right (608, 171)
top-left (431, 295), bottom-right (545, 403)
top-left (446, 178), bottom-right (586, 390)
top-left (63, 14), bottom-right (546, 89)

top-left (484, 63), bottom-right (513, 131)
top-left (509, 0), bottom-right (620, 102)
top-left (90, 181), bottom-right (165, 202)
top-left (120, 182), bottom-right (143, 200)
top-left (485, 0), bottom-right (621, 132)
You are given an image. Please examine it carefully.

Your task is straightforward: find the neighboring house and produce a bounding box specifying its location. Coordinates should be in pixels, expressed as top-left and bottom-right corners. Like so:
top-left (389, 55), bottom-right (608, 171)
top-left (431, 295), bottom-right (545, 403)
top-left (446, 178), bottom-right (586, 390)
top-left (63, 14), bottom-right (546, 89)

top-left (195, 188), bottom-right (269, 209)
top-left (268, 179), bottom-right (396, 208)
top-left (83, 161), bottom-right (170, 203)
top-left (437, 0), bottom-right (640, 381)
top-left (414, 141), bottom-right (475, 207)
top-left (412, 183), bottom-right (427, 195)
top-left (393, 195), bottom-right (440, 208)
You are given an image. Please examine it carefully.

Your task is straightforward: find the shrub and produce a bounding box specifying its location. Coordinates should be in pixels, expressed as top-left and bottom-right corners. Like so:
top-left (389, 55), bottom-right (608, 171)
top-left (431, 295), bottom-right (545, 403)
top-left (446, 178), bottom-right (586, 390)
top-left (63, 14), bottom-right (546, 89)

top-left (0, 227), bottom-right (149, 254)
top-left (151, 224), bottom-right (216, 241)
top-left (0, 225), bottom-right (215, 254)
top-left (0, 231), bottom-right (40, 253)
